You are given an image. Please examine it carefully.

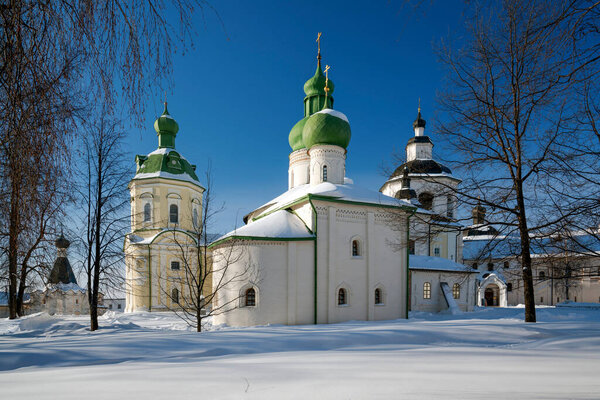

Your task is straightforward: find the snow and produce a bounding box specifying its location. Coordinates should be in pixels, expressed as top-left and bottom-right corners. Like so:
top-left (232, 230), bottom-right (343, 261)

top-left (251, 181), bottom-right (414, 220)
top-left (217, 210), bottom-right (314, 242)
top-left (409, 255), bottom-right (476, 273)
top-left (315, 108), bottom-right (349, 123)
top-left (439, 282), bottom-right (462, 315)
top-left (45, 282), bottom-right (86, 293)
top-left (1, 307), bottom-right (599, 399)
top-left (133, 170), bottom-right (201, 185)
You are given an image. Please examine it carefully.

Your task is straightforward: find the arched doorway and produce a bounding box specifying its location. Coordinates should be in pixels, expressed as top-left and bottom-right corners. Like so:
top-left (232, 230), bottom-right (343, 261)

top-left (484, 285), bottom-right (499, 306)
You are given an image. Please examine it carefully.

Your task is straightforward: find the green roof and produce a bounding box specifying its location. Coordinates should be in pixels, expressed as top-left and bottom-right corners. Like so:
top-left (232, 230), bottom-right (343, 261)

top-left (304, 63), bottom-right (335, 97)
top-left (289, 116), bottom-right (309, 152)
top-left (302, 108), bottom-right (351, 149)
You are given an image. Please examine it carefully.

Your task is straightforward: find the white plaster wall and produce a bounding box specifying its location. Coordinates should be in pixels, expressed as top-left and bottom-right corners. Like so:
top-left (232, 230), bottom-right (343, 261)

top-left (288, 149), bottom-right (310, 189)
top-left (308, 145), bottom-right (346, 185)
top-left (410, 270), bottom-right (476, 313)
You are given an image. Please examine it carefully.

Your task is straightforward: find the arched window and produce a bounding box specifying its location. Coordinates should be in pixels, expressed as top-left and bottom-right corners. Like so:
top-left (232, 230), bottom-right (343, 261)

top-left (539, 270), bottom-right (546, 280)
top-left (352, 240), bottom-right (360, 257)
top-left (338, 288), bottom-right (347, 305)
top-left (169, 204), bottom-right (178, 224)
top-left (322, 165), bottom-right (328, 182)
top-left (171, 288), bottom-right (179, 304)
top-left (452, 283), bottom-right (460, 299)
top-left (245, 288), bottom-right (256, 307)
top-left (193, 208), bottom-right (199, 229)
top-left (423, 282), bottom-right (431, 299)
top-left (418, 192), bottom-right (433, 210)
top-left (446, 195), bottom-right (454, 218)
top-left (143, 203), bottom-right (151, 222)
top-left (374, 288), bottom-right (383, 305)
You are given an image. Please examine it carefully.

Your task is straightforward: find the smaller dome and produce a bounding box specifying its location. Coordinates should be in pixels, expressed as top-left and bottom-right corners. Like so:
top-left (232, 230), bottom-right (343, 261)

top-left (413, 110), bottom-right (426, 129)
top-left (289, 116), bottom-right (309, 151)
top-left (55, 234), bottom-right (70, 249)
top-left (302, 108), bottom-right (351, 149)
top-left (304, 64), bottom-right (335, 97)
top-left (154, 103), bottom-right (179, 136)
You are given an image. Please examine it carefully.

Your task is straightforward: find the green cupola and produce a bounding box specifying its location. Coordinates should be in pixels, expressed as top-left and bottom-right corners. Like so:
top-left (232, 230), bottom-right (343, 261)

top-left (154, 103), bottom-right (179, 148)
top-left (302, 107), bottom-right (351, 150)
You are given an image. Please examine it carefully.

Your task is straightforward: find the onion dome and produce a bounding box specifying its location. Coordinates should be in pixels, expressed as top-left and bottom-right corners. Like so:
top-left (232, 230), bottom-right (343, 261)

top-left (395, 167), bottom-right (417, 201)
top-left (154, 103), bottom-right (179, 148)
top-left (302, 108), bottom-right (351, 149)
top-left (55, 234), bottom-right (70, 249)
top-left (304, 63), bottom-right (335, 97)
top-left (412, 110), bottom-right (426, 129)
top-left (289, 116), bottom-right (309, 151)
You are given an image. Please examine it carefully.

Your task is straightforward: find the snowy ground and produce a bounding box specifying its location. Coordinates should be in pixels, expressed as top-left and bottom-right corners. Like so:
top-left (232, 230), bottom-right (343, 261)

top-left (1, 307), bottom-right (599, 399)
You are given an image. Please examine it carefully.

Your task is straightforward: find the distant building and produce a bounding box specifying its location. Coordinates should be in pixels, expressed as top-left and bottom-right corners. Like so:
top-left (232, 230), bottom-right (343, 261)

top-left (104, 298), bottom-right (125, 312)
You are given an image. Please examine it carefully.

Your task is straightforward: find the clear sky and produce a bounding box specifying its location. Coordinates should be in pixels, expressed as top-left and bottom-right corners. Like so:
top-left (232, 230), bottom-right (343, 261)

top-left (125, 0), bottom-right (466, 234)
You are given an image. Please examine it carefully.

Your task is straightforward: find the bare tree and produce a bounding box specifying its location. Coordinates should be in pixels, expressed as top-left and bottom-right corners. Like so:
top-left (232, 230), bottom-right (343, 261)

top-left (159, 171), bottom-right (255, 332)
top-left (79, 114), bottom-right (129, 331)
top-left (435, 0), bottom-right (600, 322)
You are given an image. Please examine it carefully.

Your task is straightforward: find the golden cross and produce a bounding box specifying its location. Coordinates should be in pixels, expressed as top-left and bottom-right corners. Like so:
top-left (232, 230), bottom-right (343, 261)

top-left (418, 97), bottom-right (421, 113)
top-left (324, 64), bottom-right (331, 93)
top-left (316, 32), bottom-right (322, 57)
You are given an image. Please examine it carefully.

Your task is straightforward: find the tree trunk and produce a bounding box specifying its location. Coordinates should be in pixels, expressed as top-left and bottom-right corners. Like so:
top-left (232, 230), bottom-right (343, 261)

top-left (516, 183), bottom-right (536, 323)
top-left (8, 182), bottom-right (20, 320)
top-left (90, 147), bottom-right (103, 331)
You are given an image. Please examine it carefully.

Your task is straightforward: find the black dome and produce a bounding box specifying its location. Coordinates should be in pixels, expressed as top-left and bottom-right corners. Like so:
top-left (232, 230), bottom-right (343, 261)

top-left (391, 159), bottom-right (452, 178)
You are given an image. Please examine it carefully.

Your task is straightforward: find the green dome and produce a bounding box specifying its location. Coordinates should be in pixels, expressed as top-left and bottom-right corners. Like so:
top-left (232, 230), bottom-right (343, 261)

top-left (289, 116), bottom-right (309, 151)
top-left (303, 64), bottom-right (335, 97)
top-left (154, 103), bottom-right (179, 136)
top-left (154, 103), bottom-right (179, 148)
top-left (302, 108), bottom-right (351, 149)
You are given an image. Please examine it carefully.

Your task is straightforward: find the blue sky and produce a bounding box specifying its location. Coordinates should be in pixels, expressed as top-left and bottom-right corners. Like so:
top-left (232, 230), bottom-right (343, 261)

top-left (125, 0), bottom-right (466, 234)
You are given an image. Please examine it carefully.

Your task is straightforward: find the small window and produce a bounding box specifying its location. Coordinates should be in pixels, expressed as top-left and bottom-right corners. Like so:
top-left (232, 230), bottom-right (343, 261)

top-left (144, 202), bottom-right (151, 222)
top-left (323, 165), bottom-right (328, 182)
top-left (169, 204), bottom-right (179, 224)
top-left (245, 288), bottom-right (256, 307)
top-left (539, 271), bottom-right (546, 280)
top-left (452, 283), bottom-right (460, 299)
top-left (408, 240), bottom-right (415, 255)
top-left (557, 297), bottom-right (560, 303)
top-left (574, 296), bottom-right (577, 302)
top-left (540, 296), bottom-right (544, 303)
top-left (338, 288), bottom-right (347, 305)
top-left (75, 299), bottom-right (79, 304)
top-left (507, 282), bottom-right (513, 292)
top-left (171, 288), bottom-right (179, 304)
top-left (487, 262), bottom-right (494, 271)
top-left (418, 192), bottom-right (433, 211)
top-left (434, 247), bottom-right (440, 257)
top-left (446, 195), bottom-right (454, 218)
top-left (423, 282), bottom-right (431, 299)
top-left (374, 288), bottom-right (383, 305)
top-left (503, 261), bottom-right (509, 269)
top-left (193, 208), bottom-right (199, 229)
top-left (117, 303), bottom-right (121, 309)
top-left (472, 263), bottom-right (478, 270)
top-left (352, 240), bottom-right (360, 257)
top-left (109, 304), bottom-right (112, 309)
top-left (171, 261), bottom-right (180, 271)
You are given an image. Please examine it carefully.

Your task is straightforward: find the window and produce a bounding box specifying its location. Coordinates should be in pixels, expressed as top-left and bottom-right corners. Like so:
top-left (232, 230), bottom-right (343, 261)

top-left (574, 296), bottom-right (577, 302)
top-left (472, 263), bottom-right (478, 270)
top-left (374, 288), bottom-right (383, 305)
top-left (418, 192), bottom-right (434, 210)
top-left (75, 299), bottom-right (79, 304)
top-left (540, 296), bottom-right (544, 303)
top-left (408, 240), bottom-right (415, 255)
top-left (109, 304), bottom-right (113, 309)
top-left (323, 165), bottom-right (328, 182)
top-left (169, 204), bottom-right (179, 223)
top-left (117, 303), bottom-right (121, 309)
top-left (338, 288), bottom-right (347, 305)
top-left (487, 262), bottom-right (494, 271)
top-left (171, 288), bottom-right (179, 304)
top-left (193, 208), bottom-right (199, 229)
top-left (452, 283), bottom-right (460, 299)
top-left (423, 282), bottom-right (431, 299)
top-left (434, 247), bottom-right (440, 257)
top-left (507, 282), bottom-right (513, 292)
top-left (557, 297), bottom-right (560, 303)
top-left (171, 261), bottom-right (180, 271)
top-left (503, 261), bottom-right (509, 269)
top-left (352, 240), bottom-right (360, 257)
top-left (446, 195), bottom-right (454, 218)
top-left (539, 270), bottom-right (546, 280)
top-left (245, 288), bottom-right (256, 307)
top-left (144, 202), bottom-right (151, 222)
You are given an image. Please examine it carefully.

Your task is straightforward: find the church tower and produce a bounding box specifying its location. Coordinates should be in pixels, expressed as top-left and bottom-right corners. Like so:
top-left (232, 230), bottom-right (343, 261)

top-left (288, 34), bottom-right (351, 188)
top-left (124, 104), bottom-right (205, 312)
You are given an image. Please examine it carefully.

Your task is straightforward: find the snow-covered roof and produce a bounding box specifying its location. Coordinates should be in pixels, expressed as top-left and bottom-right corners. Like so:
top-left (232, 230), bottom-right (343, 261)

top-left (44, 283), bottom-right (87, 293)
top-left (215, 210), bottom-right (315, 243)
top-left (409, 255), bottom-right (476, 273)
top-left (133, 170), bottom-right (200, 185)
top-left (316, 108), bottom-right (349, 123)
top-left (250, 181), bottom-right (414, 220)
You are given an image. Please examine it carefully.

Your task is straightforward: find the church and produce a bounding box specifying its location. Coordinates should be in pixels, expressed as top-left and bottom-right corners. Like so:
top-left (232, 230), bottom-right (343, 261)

top-left (124, 40), bottom-right (481, 325)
